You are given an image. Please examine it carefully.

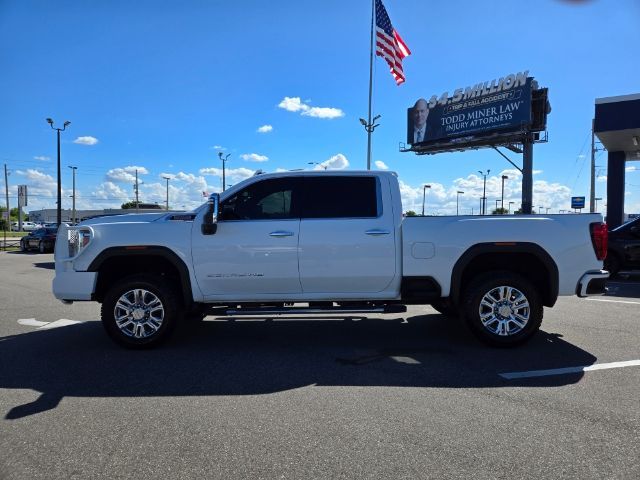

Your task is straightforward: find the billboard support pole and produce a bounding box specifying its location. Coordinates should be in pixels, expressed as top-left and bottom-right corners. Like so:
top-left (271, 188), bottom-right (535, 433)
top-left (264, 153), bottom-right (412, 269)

top-left (522, 135), bottom-right (533, 214)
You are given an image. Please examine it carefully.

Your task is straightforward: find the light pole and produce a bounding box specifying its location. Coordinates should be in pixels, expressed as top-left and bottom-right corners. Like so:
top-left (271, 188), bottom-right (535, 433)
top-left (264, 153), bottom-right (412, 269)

top-left (308, 162), bottom-right (328, 170)
top-left (456, 191), bottom-right (464, 216)
top-left (218, 152), bottom-right (230, 191)
top-left (501, 175), bottom-right (508, 210)
top-left (422, 184), bottom-right (431, 216)
top-left (595, 197), bottom-right (602, 212)
top-left (68, 166), bottom-right (77, 224)
top-left (539, 206), bottom-right (543, 214)
top-left (546, 207), bottom-right (551, 214)
top-left (359, 115), bottom-right (381, 170)
top-left (162, 176), bottom-right (171, 211)
top-left (508, 201), bottom-right (514, 214)
top-left (46, 118), bottom-right (70, 226)
top-left (478, 169), bottom-right (490, 215)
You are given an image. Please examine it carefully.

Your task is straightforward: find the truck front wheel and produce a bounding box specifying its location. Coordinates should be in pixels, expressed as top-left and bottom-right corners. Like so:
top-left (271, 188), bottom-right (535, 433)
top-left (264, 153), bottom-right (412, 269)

top-left (461, 271), bottom-right (543, 347)
top-left (101, 274), bottom-right (180, 348)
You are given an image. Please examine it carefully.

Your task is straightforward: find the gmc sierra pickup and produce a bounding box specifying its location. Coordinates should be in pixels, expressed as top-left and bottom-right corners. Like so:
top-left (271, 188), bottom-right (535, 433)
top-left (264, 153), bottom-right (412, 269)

top-left (53, 170), bottom-right (608, 348)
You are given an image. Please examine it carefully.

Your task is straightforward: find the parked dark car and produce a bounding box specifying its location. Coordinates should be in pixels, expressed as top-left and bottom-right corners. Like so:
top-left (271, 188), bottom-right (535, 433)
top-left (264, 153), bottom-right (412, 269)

top-left (605, 217), bottom-right (640, 276)
top-left (20, 227), bottom-right (58, 253)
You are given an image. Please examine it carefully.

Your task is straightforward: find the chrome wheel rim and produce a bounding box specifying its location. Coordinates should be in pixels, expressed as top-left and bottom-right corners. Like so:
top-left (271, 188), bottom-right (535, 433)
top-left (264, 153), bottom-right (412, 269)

top-left (114, 288), bottom-right (164, 339)
top-left (478, 285), bottom-right (530, 336)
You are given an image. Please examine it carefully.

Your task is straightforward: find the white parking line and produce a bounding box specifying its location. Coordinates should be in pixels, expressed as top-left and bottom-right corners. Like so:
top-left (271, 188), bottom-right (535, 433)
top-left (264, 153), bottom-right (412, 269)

top-left (586, 298), bottom-right (640, 305)
top-left (18, 318), bottom-right (49, 327)
top-left (17, 318), bottom-right (84, 329)
top-left (38, 319), bottom-right (83, 329)
top-left (500, 360), bottom-right (640, 380)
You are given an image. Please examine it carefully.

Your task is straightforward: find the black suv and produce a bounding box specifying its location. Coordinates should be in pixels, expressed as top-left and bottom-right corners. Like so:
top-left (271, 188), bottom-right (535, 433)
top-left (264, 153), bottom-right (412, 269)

top-left (605, 217), bottom-right (640, 276)
top-left (20, 227), bottom-right (58, 253)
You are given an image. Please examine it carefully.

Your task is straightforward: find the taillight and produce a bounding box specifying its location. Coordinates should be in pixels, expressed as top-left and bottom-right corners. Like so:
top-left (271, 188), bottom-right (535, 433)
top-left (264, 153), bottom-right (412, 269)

top-left (590, 222), bottom-right (608, 261)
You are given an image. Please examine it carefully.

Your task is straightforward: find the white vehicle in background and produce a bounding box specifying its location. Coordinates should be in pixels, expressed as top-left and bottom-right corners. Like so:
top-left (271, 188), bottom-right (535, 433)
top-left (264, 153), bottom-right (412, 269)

top-left (52, 170), bottom-right (609, 349)
top-left (11, 221), bottom-right (41, 232)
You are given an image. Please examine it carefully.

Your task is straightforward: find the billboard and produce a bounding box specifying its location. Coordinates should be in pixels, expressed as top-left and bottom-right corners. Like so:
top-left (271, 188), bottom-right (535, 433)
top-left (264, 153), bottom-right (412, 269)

top-left (408, 71), bottom-right (534, 146)
top-left (18, 185), bottom-right (28, 207)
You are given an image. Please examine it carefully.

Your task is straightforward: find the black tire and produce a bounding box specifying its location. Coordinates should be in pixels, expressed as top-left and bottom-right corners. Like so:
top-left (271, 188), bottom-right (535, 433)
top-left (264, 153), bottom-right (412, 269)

top-left (101, 274), bottom-right (181, 349)
top-left (38, 241), bottom-right (46, 253)
top-left (604, 253), bottom-right (621, 278)
top-left (20, 240), bottom-right (27, 252)
top-left (430, 298), bottom-right (459, 318)
top-left (461, 271), bottom-right (543, 347)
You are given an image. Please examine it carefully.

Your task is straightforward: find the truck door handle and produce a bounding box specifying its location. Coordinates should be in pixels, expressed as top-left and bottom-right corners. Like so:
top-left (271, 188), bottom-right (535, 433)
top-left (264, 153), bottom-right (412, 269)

top-left (365, 229), bottom-right (390, 236)
top-left (269, 231), bottom-right (294, 237)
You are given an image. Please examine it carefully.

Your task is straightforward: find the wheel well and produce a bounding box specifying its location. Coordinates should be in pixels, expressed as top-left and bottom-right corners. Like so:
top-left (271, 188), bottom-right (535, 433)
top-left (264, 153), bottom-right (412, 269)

top-left (93, 254), bottom-right (190, 305)
top-left (456, 252), bottom-right (556, 307)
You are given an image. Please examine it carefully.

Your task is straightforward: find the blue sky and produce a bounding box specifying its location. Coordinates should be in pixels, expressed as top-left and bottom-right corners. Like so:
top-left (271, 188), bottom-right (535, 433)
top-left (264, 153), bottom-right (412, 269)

top-left (1, 0), bottom-right (639, 216)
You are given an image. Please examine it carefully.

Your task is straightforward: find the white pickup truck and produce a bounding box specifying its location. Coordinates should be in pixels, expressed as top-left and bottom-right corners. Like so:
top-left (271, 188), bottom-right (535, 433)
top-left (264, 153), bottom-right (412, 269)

top-left (53, 170), bottom-right (608, 348)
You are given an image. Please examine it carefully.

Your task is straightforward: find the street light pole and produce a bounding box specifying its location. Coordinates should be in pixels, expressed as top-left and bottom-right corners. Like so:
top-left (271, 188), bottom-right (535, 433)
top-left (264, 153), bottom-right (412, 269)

top-left (422, 184), bottom-right (431, 216)
top-left (478, 169), bottom-right (490, 215)
top-left (162, 176), bottom-right (171, 211)
top-left (219, 152), bottom-right (230, 191)
top-left (501, 175), bottom-right (508, 211)
top-left (68, 166), bottom-right (77, 224)
top-left (595, 197), bottom-right (602, 212)
top-left (508, 201), bottom-right (514, 214)
top-left (46, 118), bottom-right (70, 226)
top-left (456, 191), bottom-right (464, 216)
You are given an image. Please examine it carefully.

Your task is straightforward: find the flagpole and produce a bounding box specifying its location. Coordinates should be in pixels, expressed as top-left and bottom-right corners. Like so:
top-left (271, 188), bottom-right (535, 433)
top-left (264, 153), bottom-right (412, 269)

top-left (366, 0), bottom-right (375, 171)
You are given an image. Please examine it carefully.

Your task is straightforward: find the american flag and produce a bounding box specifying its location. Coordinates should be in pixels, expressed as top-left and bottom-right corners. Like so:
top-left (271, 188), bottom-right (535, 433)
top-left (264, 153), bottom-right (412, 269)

top-left (375, 0), bottom-right (411, 85)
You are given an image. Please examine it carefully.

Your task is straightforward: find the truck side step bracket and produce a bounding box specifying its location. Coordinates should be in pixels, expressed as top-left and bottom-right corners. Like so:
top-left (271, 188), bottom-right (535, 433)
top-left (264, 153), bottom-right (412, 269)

top-left (223, 304), bottom-right (407, 316)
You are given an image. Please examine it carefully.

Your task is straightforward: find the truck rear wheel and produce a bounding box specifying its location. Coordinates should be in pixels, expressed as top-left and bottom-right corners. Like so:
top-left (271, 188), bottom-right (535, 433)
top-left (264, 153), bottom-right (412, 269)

top-left (461, 271), bottom-right (542, 347)
top-left (101, 274), bottom-right (181, 348)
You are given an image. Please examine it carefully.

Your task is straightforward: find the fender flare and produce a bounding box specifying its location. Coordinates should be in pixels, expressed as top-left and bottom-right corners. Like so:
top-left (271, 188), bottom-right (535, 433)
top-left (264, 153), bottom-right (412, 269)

top-left (88, 246), bottom-right (194, 305)
top-left (449, 242), bottom-right (559, 307)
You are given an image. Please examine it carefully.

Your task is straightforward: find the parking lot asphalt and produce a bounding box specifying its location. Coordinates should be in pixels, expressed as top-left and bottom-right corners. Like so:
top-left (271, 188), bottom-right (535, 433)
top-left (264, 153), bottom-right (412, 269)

top-left (1, 251), bottom-right (639, 479)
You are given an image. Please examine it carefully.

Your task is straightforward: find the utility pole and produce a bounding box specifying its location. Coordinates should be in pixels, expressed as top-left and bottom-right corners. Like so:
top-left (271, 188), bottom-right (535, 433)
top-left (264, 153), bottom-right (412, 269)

top-left (456, 191), bottom-right (464, 216)
top-left (162, 176), bottom-right (171, 211)
top-left (360, 115), bottom-right (381, 170)
top-left (68, 166), bottom-right (77, 224)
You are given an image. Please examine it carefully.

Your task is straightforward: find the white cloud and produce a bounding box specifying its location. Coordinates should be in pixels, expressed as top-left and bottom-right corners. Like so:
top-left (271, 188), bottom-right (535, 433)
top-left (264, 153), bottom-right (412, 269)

top-left (303, 107), bottom-right (344, 119)
top-left (73, 136), bottom-right (99, 146)
top-left (375, 160), bottom-right (389, 170)
top-left (33, 156), bottom-right (50, 161)
top-left (93, 181), bottom-right (129, 201)
top-left (626, 166), bottom-right (637, 172)
top-left (257, 125), bottom-right (273, 133)
top-left (241, 153), bottom-right (269, 162)
top-left (106, 166), bottom-right (149, 183)
top-left (278, 97), bottom-right (306, 112)
top-left (311, 153), bottom-right (349, 170)
top-left (212, 145), bottom-right (226, 150)
top-left (278, 96), bottom-right (344, 119)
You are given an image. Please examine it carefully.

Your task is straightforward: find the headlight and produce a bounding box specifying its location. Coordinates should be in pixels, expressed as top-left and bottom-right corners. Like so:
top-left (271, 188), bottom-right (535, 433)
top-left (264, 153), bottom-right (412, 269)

top-left (67, 227), bottom-right (93, 258)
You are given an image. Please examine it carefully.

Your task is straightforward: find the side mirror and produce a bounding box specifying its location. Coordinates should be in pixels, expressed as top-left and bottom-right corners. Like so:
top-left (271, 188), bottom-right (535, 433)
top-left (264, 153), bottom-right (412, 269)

top-left (201, 193), bottom-right (219, 235)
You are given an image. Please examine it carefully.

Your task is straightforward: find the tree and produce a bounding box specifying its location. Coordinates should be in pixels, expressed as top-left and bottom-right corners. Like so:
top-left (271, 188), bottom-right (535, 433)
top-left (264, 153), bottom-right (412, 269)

top-left (491, 207), bottom-right (509, 215)
top-left (121, 201), bottom-right (140, 209)
top-left (405, 210), bottom-right (417, 217)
